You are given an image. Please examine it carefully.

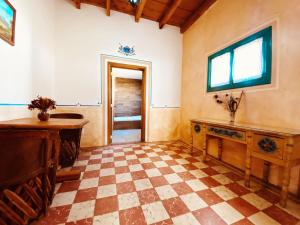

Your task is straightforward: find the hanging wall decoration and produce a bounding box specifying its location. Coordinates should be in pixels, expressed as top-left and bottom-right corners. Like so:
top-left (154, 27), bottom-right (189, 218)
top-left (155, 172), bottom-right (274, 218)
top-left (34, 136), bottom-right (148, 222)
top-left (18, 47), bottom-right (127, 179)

top-left (118, 44), bottom-right (136, 56)
top-left (0, 0), bottom-right (16, 46)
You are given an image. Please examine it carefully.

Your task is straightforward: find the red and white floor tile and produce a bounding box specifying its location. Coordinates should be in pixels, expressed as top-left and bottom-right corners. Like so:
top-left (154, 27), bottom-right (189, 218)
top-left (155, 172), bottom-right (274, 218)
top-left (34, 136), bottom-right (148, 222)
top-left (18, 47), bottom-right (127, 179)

top-left (37, 142), bottom-right (300, 225)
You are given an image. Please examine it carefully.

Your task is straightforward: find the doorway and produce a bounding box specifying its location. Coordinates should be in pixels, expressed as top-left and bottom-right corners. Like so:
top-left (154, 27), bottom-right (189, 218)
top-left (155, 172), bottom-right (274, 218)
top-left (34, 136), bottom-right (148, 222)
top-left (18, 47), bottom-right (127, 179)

top-left (107, 62), bottom-right (146, 145)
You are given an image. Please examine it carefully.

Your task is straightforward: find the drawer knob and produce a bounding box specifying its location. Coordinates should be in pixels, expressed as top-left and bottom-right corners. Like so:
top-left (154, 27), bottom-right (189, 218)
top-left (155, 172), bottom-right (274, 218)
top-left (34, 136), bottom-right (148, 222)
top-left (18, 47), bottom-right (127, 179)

top-left (194, 124), bottom-right (201, 133)
top-left (258, 138), bottom-right (277, 153)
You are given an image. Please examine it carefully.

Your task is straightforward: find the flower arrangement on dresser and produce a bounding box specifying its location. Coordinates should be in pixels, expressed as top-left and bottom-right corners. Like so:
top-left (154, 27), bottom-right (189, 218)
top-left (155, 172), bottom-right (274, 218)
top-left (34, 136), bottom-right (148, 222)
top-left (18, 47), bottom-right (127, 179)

top-left (28, 96), bottom-right (56, 121)
top-left (213, 91), bottom-right (244, 123)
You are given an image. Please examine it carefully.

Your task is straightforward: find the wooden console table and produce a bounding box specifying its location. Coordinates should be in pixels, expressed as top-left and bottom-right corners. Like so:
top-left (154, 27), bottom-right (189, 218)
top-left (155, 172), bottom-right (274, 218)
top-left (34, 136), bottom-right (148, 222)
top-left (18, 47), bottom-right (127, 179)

top-left (0, 118), bottom-right (89, 182)
top-left (191, 119), bottom-right (300, 207)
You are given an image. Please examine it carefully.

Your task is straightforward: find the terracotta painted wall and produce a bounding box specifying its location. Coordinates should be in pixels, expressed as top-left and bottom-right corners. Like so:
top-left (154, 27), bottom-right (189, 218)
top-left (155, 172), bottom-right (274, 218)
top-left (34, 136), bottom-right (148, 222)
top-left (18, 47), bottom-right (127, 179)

top-left (54, 106), bottom-right (180, 147)
top-left (52, 107), bottom-right (104, 147)
top-left (149, 108), bottom-right (181, 142)
top-left (0, 107), bottom-right (31, 121)
top-left (180, 0), bottom-right (300, 194)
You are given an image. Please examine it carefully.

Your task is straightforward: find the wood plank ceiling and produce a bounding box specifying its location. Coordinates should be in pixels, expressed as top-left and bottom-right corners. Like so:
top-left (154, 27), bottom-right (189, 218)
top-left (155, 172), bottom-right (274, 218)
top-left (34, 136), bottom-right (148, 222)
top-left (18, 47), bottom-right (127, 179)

top-left (73, 0), bottom-right (217, 33)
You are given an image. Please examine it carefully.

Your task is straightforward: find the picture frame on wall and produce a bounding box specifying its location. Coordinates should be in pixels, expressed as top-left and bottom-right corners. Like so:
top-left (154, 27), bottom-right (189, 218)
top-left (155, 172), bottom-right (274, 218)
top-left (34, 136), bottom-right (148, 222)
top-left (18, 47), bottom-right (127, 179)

top-left (0, 0), bottom-right (16, 46)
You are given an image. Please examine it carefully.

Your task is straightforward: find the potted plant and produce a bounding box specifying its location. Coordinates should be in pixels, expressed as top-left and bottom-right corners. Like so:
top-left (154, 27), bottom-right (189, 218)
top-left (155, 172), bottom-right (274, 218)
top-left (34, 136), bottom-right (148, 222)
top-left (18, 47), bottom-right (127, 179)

top-left (213, 91), bottom-right (244, 123)
top-left (28, 96), bottom-right (56, 121)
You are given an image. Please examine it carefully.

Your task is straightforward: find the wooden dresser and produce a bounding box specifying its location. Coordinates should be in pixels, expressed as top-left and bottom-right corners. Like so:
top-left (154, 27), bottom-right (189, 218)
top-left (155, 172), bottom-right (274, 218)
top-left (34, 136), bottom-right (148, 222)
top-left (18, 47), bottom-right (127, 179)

top-left (0, 118), bottom-right (89, 224)
top-left (190, 119), bottom-right (300, 207)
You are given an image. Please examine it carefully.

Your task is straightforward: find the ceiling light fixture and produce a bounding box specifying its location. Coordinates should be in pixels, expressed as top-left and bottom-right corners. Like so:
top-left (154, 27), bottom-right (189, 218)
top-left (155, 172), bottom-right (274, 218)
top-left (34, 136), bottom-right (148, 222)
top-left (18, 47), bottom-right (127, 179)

top-left (128, 0), bottom-right (140, 7)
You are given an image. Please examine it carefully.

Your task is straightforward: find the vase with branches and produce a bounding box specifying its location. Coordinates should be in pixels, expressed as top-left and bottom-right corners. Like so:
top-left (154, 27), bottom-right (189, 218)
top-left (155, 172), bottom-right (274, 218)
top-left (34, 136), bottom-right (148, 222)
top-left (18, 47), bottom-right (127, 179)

top-left (28, 96), bottom-right (56, 121)
top-left (213, 91), bottom-right (244, 123)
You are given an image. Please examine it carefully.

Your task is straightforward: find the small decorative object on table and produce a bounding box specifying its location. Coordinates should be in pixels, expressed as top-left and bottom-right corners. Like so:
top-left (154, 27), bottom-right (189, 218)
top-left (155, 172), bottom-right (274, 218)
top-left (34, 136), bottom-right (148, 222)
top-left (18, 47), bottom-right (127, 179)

top-left (213, 91), bottom-right (244, 123)
top-left (28, 96), bottom-right (56, 121)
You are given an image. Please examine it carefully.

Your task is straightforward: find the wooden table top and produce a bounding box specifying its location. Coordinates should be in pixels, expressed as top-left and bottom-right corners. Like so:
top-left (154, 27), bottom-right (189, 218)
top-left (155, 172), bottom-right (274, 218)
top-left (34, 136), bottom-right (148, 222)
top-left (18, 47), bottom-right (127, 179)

top-left (0, 118), bottom-right (89, 130)
top-left (191, 118), bottom-right (300, 137)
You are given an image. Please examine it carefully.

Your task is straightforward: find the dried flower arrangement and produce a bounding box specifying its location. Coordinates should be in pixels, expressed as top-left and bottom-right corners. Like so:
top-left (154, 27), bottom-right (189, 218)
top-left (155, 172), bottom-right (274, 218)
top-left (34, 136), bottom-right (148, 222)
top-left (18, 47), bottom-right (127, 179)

top-left (28, 96), bottom-right (56, 121)
top-left (213, 91), bottom-right (244, 123)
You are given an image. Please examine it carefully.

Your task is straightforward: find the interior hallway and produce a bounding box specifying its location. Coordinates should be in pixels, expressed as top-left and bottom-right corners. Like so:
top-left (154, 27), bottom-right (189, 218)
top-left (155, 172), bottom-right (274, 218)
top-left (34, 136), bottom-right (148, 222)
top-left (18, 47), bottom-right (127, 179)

top-left (112, 129), bottom-right (141, 144)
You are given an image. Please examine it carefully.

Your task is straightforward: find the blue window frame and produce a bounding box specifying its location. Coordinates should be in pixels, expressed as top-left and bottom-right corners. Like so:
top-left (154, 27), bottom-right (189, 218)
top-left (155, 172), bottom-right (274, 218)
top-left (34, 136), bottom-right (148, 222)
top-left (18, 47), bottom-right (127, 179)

top-left (207, 26), bottom-right (272, 92)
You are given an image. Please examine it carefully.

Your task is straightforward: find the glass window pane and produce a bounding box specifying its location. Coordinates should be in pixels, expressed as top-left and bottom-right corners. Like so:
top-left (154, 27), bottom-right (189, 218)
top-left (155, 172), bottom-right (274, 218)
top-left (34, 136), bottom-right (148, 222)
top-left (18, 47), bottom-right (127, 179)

top-left (233, 38), bottom-right (263, 83)
top-left (210, 52), bottom-right (231, 87)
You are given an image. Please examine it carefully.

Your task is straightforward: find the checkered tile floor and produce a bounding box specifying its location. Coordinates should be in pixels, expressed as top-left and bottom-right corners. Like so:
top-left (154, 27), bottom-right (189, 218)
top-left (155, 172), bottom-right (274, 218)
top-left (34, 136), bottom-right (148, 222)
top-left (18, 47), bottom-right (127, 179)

top-left (37, 142), bottom-right (300, 225)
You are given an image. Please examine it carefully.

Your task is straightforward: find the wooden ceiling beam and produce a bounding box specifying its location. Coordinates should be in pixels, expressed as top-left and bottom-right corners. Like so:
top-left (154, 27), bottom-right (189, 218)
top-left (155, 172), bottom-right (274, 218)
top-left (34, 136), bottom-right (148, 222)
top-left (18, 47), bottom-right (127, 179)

top-left (75, 0), bottom-right (81, 9)
top-left (106, 0), bottom-right (111, 16)
top-left (135, 0), bottom-right (148, 22)
top-left (180, 0), bottom-right (217, 33)
top-left (159, 0), bottom-right (182, 29)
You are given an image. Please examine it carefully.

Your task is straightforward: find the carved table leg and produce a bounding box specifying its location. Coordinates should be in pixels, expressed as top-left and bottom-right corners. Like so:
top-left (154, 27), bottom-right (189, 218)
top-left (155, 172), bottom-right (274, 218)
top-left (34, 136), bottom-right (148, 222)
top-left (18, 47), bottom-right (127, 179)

top-left (202, 125), bottom-right (207, 162)
top-left (298, 169), bottom-right (300, 199)
top-left (245, 132), bottom-right (253, 187)
top-left (280, 138), bottom-right (294, 207)
top-left (218, 138), bottom-right (223, 160)
top-left (263, 161), bottom-right (271, 185)
top-left (190, 122), bottom-right (194, 154)
top-left (281, 162), bottom-right (291, 207)
top-left (48, 131), bottom-right (60, 202)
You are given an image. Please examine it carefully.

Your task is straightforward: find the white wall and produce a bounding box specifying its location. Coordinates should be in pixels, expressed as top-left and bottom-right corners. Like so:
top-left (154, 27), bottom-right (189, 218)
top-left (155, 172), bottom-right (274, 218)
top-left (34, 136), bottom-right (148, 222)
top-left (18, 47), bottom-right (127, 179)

top-left (112, 68), bottom-right (142, 80)
top-left (0, 0), bottom-right (182, 145)
top-left (0, 0), bottom-right (55, 120)
top-left (0, 0), bottom-right (182, 108)
top-left (54, 0), bottom-right (182, 107)
top-left (30, 1), bottom-right (55, 98)
top-left (0, 0), bottom-right (32, 105)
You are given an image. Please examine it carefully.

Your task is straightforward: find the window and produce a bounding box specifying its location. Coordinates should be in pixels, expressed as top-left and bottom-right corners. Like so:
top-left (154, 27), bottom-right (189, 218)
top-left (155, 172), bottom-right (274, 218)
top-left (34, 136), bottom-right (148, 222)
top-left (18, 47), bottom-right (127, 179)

top-left (207, 27), bottom-right (272, 92)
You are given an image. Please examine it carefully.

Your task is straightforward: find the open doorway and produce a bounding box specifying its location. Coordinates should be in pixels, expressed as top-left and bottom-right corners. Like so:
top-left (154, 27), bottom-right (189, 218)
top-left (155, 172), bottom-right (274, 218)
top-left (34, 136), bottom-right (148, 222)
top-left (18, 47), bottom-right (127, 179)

top-left (107, 62), bottom-right (146, 145)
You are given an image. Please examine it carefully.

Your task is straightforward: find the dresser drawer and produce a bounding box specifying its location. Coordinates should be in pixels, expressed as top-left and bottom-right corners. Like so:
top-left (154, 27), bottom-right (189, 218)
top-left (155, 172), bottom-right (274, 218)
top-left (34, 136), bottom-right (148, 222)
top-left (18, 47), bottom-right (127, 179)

top-left (206, 125), bottom-right (246, 142)
top-left (252, 134), bottom-right (285, 160)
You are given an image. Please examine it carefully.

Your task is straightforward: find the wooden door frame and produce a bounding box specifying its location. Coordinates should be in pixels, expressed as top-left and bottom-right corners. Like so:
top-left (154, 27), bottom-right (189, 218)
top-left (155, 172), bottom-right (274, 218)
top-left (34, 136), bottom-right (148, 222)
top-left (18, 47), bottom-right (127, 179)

top-left (107, 62), bottom-right (147, 144)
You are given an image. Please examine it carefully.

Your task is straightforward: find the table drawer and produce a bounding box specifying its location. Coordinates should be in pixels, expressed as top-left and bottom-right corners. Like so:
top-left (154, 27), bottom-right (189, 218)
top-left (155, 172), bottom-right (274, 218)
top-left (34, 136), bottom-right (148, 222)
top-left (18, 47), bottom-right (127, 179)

top-left (207, 126), bottom-right (246, 142)
top-left (252, 134), bottom-right (285, 160)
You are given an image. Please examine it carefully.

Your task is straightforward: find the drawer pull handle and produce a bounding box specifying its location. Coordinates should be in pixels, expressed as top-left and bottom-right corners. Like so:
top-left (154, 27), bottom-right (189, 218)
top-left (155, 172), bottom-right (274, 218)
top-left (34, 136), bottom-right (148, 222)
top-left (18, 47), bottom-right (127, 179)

top-left (194, 124), bottom-right (201, 133)
top-left (258, 138), bottom-right (277, 153)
